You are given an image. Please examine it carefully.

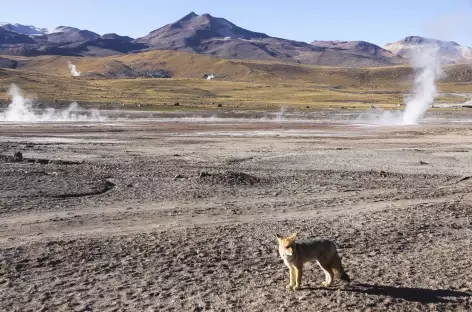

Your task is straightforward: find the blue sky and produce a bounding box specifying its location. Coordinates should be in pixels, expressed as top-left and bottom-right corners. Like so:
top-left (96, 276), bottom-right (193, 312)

top-left (2, 0), bottom-right (472, 46)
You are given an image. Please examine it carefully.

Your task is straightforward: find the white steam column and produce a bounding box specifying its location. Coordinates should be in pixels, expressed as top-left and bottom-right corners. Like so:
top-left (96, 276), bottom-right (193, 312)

top-left (68, 61), bottom-right (81, 77)
top-left (402, 45), bottom-right (442, 125)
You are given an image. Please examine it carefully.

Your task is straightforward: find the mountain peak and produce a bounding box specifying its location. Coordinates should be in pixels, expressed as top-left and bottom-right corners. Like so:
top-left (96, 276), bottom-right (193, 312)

top-left (179, 11), bottom-right (198, 21)
top-left (101, 33), bottom-right (134, 41)
top-left (136, 12), bottom-right (269, 47)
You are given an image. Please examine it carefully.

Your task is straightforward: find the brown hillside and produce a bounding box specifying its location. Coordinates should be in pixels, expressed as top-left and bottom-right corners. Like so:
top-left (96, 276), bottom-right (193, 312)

top-left (10, 50), bottom-right (472, 85)
top-left (5, 51), bottom-right (415, 87)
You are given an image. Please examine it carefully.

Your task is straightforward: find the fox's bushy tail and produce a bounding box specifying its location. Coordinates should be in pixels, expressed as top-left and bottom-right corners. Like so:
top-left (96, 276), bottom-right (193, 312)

top-left (340, 271), bottom-right (351, 283)
top-left (331, 252), bottom-right (351, 284)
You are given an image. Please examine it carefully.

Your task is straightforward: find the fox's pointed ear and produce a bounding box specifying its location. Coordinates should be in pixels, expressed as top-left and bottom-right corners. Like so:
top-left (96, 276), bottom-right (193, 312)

top-left (275, 234), bottom-right (283, 241)
top-left (287, 233), bottom-right (297, 241)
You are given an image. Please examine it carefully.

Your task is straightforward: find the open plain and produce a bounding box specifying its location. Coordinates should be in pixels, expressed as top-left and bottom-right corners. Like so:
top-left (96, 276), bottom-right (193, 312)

top-left (1, 109), bottom-right (471, 311)
top-left (3, 8), bottom-right (472, 312)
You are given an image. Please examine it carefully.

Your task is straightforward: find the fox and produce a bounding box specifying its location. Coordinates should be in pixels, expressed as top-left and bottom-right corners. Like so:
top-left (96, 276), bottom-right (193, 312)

top-left (276, 233), bottom-right (350, 290)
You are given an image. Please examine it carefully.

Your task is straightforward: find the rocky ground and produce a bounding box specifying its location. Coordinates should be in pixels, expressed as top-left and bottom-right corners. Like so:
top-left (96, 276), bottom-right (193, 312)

top-left (0, 112), bottom-right (471, 311)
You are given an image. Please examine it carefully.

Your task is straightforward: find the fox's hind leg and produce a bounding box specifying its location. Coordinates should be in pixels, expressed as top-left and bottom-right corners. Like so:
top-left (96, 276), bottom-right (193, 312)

top-left (323, 270), bottom-right (330, 286)
top-left (317, 261), bottom-right (334, 287)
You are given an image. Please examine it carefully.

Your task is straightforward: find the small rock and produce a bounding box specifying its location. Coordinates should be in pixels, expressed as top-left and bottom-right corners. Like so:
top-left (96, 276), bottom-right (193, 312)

top-left (305, 106), bottom-right (310, 109)
top-left (172, 154), bottom-right (181, 157)
top-left (174, 102), bottom-right (180, 106)
top-left (419, 160), bottom-right (429, 165)
top-left (217, 103), bottom-right (223, 107)
top-left (174, 174), bottom-right (184, 180)
top-left (13, 151), bottom-right (23, 162)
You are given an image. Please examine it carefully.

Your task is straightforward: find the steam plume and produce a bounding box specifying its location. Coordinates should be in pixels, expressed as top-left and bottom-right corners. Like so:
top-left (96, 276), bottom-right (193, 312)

top-left (68, 61), bottom-right (81, 77)
top-left (0, 84), bottom-right (104, 122)
top-left (402, 44), bottom-right (442, 125)
top-left (356, 44), bottom-right (442, 126)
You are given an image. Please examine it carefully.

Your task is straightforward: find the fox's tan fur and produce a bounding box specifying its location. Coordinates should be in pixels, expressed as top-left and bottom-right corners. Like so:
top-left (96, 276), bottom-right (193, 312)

top-left (276, 233), bottom-right (350, 290)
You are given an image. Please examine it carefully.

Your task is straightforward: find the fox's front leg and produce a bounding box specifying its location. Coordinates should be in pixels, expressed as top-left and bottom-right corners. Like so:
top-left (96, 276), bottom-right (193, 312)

top-left (293, 266), bottom-right (303, 290)
top-left (286, 266), bottom-right (295, 289)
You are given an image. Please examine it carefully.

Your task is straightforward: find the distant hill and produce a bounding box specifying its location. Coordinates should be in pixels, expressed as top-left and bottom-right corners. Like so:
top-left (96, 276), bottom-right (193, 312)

top-left (384, 36), bottom-right (472, 64)
top-left (311, 40), bottom-right (395, 58)
top-left (0, 23), bottom-right (49, 36)
top-left (0, 23), bottom-right (146, 57)
top-left (3, 50), bottom-right (472, 86)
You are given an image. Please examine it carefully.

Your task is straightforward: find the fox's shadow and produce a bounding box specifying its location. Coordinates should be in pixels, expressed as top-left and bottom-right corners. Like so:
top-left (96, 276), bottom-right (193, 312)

top-left (305, 283), bottom-right (471, 304)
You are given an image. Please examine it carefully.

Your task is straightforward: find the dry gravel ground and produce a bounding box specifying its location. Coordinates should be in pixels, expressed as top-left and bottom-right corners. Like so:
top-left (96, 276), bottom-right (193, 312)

top-left (0, 112), bottom-right (472, 311)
